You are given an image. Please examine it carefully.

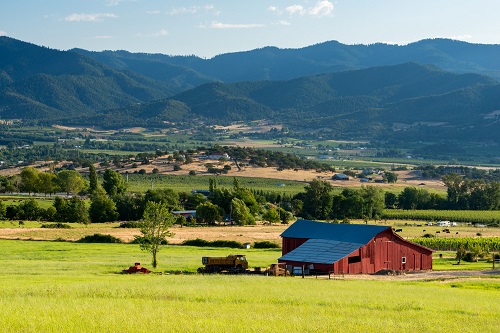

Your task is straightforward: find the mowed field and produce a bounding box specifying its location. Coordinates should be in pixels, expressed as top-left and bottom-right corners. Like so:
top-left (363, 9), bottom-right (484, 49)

top-left (0, 239), bottom-right (499, 332)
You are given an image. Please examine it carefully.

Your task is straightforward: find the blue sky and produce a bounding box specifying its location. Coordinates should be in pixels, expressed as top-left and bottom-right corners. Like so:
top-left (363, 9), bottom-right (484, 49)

top-left (1, 0), bottom-right (499, 58)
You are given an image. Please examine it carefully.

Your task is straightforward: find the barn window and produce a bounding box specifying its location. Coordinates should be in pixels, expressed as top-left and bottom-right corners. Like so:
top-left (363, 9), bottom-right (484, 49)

top-left (348, 256), bottom-right (361, 264)
top-left (402, 257), bottom-right (407, 264)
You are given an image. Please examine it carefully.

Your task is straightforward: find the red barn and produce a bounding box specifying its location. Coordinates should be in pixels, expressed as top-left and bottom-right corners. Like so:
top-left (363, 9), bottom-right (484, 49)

top-left (279, 220), bottom-right (433, 274)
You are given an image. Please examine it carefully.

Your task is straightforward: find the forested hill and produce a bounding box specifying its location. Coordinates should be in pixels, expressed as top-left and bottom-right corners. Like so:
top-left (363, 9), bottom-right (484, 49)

top-left (1, 37), bottom-right (499, 144)
top-left (72, 38), bottom-right (500, 82)
top-left (75, 62), bottom-right (500, 143)
top-left (0, 37), bottom-right (190, 120)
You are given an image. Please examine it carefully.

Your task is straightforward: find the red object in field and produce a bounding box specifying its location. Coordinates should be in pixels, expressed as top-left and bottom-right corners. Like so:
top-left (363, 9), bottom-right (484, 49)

top-left (279, 220), bottom-right (433, 275)
top-left (122, 262), bottom-right (151, 274)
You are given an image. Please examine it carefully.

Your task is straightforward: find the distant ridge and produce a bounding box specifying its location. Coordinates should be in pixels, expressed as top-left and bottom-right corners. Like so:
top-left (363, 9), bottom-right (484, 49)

top-left (1, 36), bottom-right (499, 145)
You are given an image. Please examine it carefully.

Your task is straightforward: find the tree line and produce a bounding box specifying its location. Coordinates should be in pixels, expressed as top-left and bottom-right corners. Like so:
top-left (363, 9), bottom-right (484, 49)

top-left (0, 167), bottom-right (498, 226)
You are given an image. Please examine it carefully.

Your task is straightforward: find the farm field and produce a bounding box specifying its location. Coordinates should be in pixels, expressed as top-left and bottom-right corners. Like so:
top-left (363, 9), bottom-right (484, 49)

top-left (0, 240), bottom-right (498, 332)
top-left (2, 220), bottom-right (500, 244)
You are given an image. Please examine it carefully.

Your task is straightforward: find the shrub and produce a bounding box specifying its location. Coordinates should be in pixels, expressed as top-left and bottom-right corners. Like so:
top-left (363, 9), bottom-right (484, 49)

top-left (463, 252), bottom-right (475, 262)
top-left (118, 221), bottom-right (144, 228)
top-left (130, 236), bottom-right (168, 245)
top-left (189, 170), bottom-right (196, 176)
top-left (422, 233), bottom-right (435, 238)
top-left (41, 223), bottom-right (72, 229)
top-left (253, 241), bottom-right (280, 249)
top-left (181, 238), bottom-right (242, 248)
top-left (77, 234), bottom-right (122, 243)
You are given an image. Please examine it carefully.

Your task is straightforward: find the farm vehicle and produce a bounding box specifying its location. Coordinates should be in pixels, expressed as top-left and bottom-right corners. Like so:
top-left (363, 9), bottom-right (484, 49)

top-left (266, 263), bottom-right (291, 276)
top-left (197, 254), bottom-right (249, 274)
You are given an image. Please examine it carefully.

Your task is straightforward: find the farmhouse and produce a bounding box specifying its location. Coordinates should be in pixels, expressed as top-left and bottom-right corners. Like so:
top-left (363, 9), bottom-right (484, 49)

top-left (278, 220), bottom-right (433, 274)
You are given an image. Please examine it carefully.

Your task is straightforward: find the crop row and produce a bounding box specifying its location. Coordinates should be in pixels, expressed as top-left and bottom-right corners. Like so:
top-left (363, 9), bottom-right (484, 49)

top-left (383, 209), bottom-right (500, 224)
top-left (412, 237), bottom-right (500, 251)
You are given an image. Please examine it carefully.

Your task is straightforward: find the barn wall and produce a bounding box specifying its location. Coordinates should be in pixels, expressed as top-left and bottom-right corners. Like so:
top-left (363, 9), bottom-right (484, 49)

top-left (281, 237), bottom-right (308, 256)
top-left (371, 229), bottom-right (433, 272)
top-left (281, 229), bottom-right (433, 274)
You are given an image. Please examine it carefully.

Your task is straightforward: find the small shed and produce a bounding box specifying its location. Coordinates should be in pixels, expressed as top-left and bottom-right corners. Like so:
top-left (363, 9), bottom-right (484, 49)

top-left (278, 220), bottom-right (433, 274)
top-left (332, 173), bottom-right (350, 181)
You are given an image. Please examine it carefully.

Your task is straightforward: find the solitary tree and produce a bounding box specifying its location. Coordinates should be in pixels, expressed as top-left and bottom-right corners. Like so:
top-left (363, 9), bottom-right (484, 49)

top-left (136, 201), bottom-right (175, 268)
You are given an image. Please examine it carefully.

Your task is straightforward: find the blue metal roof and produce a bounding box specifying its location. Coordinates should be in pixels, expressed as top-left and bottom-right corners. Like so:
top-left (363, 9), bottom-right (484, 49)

top-left (280, 219), bottom-right (390, 244)
top-left (279, 239), bottom-right (364, 264)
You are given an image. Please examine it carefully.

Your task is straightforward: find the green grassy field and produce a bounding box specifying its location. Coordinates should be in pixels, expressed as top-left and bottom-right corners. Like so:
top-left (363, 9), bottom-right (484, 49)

top-left (0, 240), bottom-right (498, 332)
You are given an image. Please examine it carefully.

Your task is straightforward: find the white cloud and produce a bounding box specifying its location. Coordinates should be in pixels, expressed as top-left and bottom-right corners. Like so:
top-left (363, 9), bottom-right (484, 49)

top-left (286, 5), bottom-right (306, 16)
top-left (136, 29), bottom-right (169, 38)
top-left (0, 30), bottom-right (7, 36)
top-left (273, 20), bottom-right (291, 26)
top-left (267, 6), bottom-right (281, 14)
top-left (105, 0), bottom-right (137, 6)
top-left (276, 1), bottom-right (334, 17)
top-left (200, 21), bottom-right (265, 29)
top-left (169, 5), bottom-right (219, 15)
top-left (146, 10), bottom-right (161, 15)
top-left (95, 35), bottom-right (113, 39)
top-left (65, 13), bottom-right (118, 22)
top-left (308, 1), bottom-right (334, 17)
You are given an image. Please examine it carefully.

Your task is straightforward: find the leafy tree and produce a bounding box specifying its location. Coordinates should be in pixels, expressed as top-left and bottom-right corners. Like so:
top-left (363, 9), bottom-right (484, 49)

top-left (442, 173), bottom-right (470, 209)
top-left (385, 192), bottom-right (397, 208)
top-left (263, 207), bottom-right (281, 224)
top-left (88, 164), bottom-right (98, 195)
top-left (231, 198), bottom-right (255, 225)
top-left (360, 186), bottom-right (385, 219)
top-left (53, 196), bottom-right (89, 223)
top-left (113, 193), bottom-right (145, 221)
top-left (20, 167), bottom-right (40, 195)
top-left (383, 171), bottom-right (398, 183)
top-left (301, 179), bottom-right (333, 219)
top-left (15, 199), bottom-right (42, 221)
top-left (196, 202), bottom-right (224, 225)
top-left (37, 172), bottom-right (58, 197)
top-left (136, 201), bottom-right (175, 268)
top-left (279, 207), bottom-right (293, 225)
top-left (291, 199), bottom-right (303, 215)
top-left (102, 169), bottom-right (126, 196)
top-left (56, 170), bottom-right (84, 196)
top-left (184, 193), bottom-right (206, 210)
top-left (144, 189), bottom-right (180, 211)
top-left (89, 187), bottom-right (119, 223)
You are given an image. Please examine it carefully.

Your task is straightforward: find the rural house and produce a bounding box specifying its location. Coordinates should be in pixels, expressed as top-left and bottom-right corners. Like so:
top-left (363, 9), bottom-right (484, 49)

top-left (278, 220), bottom-right (433, 274)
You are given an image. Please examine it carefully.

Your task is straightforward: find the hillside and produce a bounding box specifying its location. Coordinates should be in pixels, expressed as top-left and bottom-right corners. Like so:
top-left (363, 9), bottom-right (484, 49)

top-left (0, 37), bottom-right (185, 120)
top-left (89, 63), bottom-right (500, 143)
top-left (74, 38), bottom-right (500, 82)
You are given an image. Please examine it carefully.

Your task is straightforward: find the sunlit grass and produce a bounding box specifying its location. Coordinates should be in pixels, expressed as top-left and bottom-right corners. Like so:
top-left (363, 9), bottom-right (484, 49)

top-left (0, 240), bottom-right (498, 332)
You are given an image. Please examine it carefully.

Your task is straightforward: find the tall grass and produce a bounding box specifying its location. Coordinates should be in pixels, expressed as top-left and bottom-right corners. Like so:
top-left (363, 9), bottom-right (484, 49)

top-left (0, 240), bottom-right (498, 332)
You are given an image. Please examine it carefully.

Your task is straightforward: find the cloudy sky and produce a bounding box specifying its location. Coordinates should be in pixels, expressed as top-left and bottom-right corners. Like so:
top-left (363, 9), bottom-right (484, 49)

top-left (1, 0), bottom-right (499, 58)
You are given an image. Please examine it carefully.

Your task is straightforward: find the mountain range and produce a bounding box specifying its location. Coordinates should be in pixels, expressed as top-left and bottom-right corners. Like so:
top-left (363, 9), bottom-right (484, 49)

top-left (0, 36), bottom-right (499, 143)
